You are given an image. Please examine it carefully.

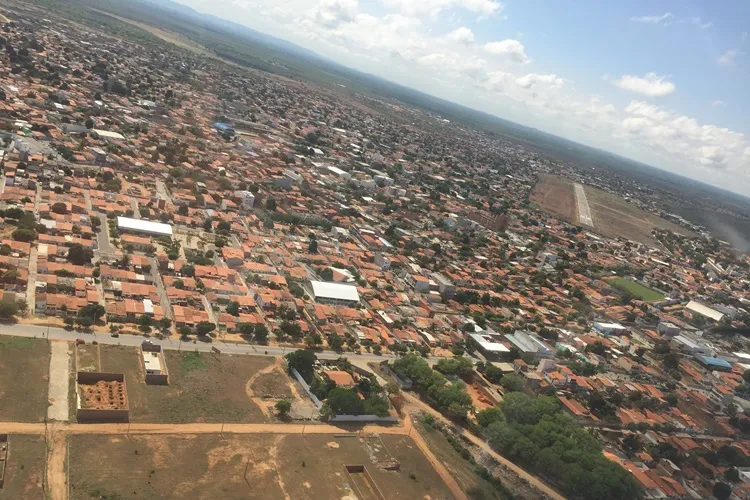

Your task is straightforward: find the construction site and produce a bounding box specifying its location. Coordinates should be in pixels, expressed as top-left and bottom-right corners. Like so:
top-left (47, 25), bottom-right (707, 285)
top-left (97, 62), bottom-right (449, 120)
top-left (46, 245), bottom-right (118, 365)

top-left (75, 372), bottom-right (130, 423)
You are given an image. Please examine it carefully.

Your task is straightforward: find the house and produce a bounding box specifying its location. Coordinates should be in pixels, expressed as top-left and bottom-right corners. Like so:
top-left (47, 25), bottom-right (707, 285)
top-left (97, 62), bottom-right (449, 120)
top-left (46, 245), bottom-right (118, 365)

top-left (322, 370), bottom-right (356, 388)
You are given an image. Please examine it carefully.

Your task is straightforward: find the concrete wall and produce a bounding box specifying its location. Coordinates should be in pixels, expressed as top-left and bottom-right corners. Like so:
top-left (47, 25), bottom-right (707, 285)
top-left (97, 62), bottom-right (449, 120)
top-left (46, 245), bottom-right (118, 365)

top-left (289, 367), bottom-right (323, 409)
top-left (0, 434), bottom-right (7, 488)
top-left (331, 414), bottom-right (399, 423)
top-left (77, 371), bottom-right (124, 383)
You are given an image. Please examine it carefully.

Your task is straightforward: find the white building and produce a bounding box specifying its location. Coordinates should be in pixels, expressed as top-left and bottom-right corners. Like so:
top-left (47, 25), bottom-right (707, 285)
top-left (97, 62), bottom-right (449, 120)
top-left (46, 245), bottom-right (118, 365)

top-left (234, 190), bottom-right (256, 209)
top-left (374, 253), bottom-right (391, 270)
top-left (310, 281), bottom-right (360, 306)
top-left (504, 330), bottom-right (553, 358)
top-left (685, 300), bottom-right (725, 322)
top-left (116, 217), bottom-right (172, 237)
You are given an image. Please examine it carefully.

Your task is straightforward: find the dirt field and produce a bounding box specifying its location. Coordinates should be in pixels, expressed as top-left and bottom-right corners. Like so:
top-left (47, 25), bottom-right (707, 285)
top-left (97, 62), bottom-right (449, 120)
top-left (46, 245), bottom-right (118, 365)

top-left (0, 337), bottom-right (50, 422)
top-left (0, 435), bottom-right (46, 500)
top-left (530, 174), bottom-right (577, 222)
top-left (95, 346), bottom-right (289, 423)
top-left (75, 343), bottom-right (100, 372)
top-left (68, 433), bottom-right (455, 500)
top-left (583, 184), bottom-right (695, 247)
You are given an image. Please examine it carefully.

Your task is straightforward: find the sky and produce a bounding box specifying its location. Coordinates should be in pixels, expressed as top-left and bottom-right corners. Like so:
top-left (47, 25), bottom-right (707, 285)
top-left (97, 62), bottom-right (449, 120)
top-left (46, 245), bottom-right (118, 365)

top-left (175, 0), bottom-right (750, 195)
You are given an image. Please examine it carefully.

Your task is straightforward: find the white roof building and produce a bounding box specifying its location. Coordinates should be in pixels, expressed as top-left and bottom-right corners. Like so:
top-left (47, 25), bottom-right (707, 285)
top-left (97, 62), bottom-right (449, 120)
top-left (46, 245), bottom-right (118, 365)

top-left (117, 216), bottom-right (173, 237)
top-left (470, 333), bottom-right (510, 353)
top-left (310, 280), bottom-right (360, 305)
top-left (686, 300), bottom-right (725, 322)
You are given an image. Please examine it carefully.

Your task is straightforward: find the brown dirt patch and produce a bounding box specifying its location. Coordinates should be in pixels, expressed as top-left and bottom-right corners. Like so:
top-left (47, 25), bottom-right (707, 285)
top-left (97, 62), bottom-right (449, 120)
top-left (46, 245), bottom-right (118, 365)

top-left (530, 174), bottom-right (576, 222)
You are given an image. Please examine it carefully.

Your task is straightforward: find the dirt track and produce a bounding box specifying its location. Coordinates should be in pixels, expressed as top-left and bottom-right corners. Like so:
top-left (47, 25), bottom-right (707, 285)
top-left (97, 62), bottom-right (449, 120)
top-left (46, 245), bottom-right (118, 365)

top-left (400, 392), bottom-right (566, 500)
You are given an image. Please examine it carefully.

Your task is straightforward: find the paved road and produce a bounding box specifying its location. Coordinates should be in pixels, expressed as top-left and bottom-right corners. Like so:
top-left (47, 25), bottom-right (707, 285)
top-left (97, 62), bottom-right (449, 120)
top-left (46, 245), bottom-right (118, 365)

top-left (574, 182), bottom-right (594, 227)
top-left (0, 322), bottom-right (424, 364)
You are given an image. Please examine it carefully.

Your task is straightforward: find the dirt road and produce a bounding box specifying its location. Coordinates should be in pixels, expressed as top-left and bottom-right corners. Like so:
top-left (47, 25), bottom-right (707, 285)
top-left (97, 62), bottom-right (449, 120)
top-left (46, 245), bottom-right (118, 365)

top-left (46, 428), bottom-right (68, 500)
top-left (400, 392), bottom-right (566, 500)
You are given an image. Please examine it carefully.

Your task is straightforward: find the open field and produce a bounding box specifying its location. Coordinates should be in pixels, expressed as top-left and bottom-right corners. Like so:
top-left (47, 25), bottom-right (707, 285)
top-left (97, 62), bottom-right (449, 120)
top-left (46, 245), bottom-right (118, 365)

top-left (69, 433), bottom-right (455, 500)
top-left (0, 337), bottom-right (50, 422)
top-left (530, 174), bottom-right (576, 222)
top-left (0, 435), bottom-right (46, 499)
top-left (607, 277), bottom-right (665, 302)
top-left (95, 345), bottom-right (283, 423)
top-left (532, 175), bottom-right (696, 247)
top-left (583, 184), bottom-right (696, 247)
top-left (75, 343), bottom-right (100, 372)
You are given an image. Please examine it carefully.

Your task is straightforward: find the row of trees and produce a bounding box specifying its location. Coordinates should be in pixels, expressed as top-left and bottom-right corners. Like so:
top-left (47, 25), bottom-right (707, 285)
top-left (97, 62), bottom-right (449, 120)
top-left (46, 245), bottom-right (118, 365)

top-left (476, 393), bottom-right (641, 499)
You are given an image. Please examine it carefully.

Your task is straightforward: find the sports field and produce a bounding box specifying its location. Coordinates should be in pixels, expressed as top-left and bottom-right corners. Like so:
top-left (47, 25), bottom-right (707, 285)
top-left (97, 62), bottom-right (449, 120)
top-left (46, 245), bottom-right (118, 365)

top-left (608, 278), bottom-right (664, 302)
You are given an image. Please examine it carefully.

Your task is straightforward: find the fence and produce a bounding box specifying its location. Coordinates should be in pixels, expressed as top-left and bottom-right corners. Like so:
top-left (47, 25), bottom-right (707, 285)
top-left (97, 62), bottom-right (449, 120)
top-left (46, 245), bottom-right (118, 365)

top-left (289, 367), bottom-right (324, 409)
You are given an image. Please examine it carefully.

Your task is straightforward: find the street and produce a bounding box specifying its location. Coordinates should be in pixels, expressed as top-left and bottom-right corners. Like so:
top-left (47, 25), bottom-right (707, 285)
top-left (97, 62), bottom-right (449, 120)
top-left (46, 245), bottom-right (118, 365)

top-left (0, 322), bottom-right (433, 364)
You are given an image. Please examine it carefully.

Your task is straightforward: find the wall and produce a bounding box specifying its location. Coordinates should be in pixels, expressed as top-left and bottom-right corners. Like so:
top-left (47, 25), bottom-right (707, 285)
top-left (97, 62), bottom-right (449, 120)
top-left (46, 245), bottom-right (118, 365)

top-left (77, 408), bottom-right (129, 423)
top-left (0, 434), bottom-right (7, 488)
top-left (330, 414), bottom-right (398, 423)
top-left (77, 371), bottom-right (123, 383)
top-left (289, 367), bottom-right (323, 409)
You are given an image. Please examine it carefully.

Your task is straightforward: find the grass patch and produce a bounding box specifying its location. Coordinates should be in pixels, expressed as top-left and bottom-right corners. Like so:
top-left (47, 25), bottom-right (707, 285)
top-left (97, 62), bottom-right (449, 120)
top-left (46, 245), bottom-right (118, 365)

top-left (180, 351), bottom-right (206, 372)
top-left (0, 336), bottom-right (37, 348)
top-left (608, 277), bottom-right (664, 302)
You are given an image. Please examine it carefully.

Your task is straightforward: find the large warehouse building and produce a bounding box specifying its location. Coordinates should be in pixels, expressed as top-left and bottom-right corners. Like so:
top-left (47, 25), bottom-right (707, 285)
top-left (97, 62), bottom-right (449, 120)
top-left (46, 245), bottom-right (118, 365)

top-left (309, 280), bottom-right (360, 306)
top-left (116, 217), bottom-right (173, 237)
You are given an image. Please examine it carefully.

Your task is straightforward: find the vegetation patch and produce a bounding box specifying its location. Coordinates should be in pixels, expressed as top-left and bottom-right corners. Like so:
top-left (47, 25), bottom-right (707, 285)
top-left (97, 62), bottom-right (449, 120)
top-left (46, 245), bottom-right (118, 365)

top-left (607, 277), bottom-right (665, 302)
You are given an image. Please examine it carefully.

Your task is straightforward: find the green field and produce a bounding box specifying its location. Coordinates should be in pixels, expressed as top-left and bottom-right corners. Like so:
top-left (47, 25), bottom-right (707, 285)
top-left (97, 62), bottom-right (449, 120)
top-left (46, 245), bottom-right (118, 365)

top-left (608, 278), bottom-right (665, 302)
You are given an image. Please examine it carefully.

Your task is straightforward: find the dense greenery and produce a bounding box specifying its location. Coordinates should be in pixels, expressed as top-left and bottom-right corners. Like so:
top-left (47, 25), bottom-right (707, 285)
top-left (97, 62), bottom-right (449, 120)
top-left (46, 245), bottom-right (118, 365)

top-left (479, 393), bottom-right (640, 499)
top-left (392, 354), bottom-right (473, 420)
top-left (285, 349), bottom-right (317, 383)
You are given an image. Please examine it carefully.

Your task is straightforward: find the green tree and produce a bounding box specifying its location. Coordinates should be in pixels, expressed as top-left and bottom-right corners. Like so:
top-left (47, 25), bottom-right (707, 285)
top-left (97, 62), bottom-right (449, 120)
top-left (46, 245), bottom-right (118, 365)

top-left (713, 482), bottom-right (732, 500)
top-left (325, 387), bottom-right (365, 416)
top-left (196, 321), bottom-right (216, 336)
top-left (477, 407), bottom-right (504, 427)
top-left (226, 301), bottom-right (240, 317)
top-left (67, 243), bottom-right (94, 266)
top-left (254, 324), bottom-right (269, 343)
top-left (328, 333), bottom-right (344, 351)
top-left (275, 399), bottom-right (292, 418)
top-left (500, 373), bottom-right (524, 392)
top-left (286, 349), bottom-right (317, 382)
top-left (308, 238), bottom-right (318, 254)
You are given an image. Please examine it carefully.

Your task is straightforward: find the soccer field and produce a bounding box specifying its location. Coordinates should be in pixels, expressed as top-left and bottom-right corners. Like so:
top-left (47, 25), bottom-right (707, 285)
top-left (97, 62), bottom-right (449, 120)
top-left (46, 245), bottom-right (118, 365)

top-left (608, 278), bottom-right (665, 302)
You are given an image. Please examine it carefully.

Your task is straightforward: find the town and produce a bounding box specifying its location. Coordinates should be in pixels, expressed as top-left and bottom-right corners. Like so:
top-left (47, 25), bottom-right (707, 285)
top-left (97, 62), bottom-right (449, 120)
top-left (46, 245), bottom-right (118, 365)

top-left (1, 2), bottom-right (750, 500)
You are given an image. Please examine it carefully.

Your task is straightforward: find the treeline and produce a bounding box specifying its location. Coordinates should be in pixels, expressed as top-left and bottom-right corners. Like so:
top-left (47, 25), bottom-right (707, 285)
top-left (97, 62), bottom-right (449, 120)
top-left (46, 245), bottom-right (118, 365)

top-left (476, 393), bottom-right (641, 499)
top-left (392, 354), bottom-right (473, 420)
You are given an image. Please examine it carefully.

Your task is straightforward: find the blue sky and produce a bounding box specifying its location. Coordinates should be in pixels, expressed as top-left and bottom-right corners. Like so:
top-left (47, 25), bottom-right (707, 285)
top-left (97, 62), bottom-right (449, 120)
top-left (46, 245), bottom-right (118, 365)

top-left (176, 0), bottom-right (750, 194)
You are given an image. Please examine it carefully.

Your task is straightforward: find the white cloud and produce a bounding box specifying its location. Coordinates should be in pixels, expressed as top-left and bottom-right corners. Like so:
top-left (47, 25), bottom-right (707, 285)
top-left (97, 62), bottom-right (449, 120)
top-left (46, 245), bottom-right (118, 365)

top-left (515, 73), bottom-right (563, 89)
top-left (446, 26), bottom-right (475, 44)
top-left (631, 12), bottom-right (673, 25)
top-left (612, 73), bottom-right (676, 97)
top-left (717, 48), bottom-right (743, 67)
top-left (483, 40), bottom-right (529, 63)
top-left (379, 0), bottom-right (503, 18)
top-left (712, 100), bottom-right (727, 107)
top-left (311, 0), bottom-right (358, 27)
top-left (199, 0), bottom-right (750, 192)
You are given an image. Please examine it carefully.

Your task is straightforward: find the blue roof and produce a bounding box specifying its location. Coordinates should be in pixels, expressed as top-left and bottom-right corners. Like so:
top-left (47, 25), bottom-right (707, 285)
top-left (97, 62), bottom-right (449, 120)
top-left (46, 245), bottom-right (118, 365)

top-left (697, 356), bottom-right (732, 369)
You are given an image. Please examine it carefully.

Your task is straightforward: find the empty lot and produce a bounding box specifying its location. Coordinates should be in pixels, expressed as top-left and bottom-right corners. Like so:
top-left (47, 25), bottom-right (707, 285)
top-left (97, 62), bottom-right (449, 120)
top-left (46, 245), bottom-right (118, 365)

top-left (0, 435), bottom-right (46, 499)
top-left (94, 345), bottom-right (285, 423)
top-left (0, 337), bottom-right (50, 422)
top-left (69, 433), bottom-right (455, 500)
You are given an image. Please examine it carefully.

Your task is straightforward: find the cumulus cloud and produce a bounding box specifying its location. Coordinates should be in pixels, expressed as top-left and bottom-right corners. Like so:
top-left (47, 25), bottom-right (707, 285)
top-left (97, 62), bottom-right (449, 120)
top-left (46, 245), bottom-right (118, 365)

top-left (446, 26), bottom-right (475, 44)
top-left (515, 73), bottom-right (563, 89)
top-left (631, 12), bottom-right (674, 25)
top-left (483, 40), bottom-right (529, 63)
top-left (380, 0), bottom-right (503, 18)
top-left (612, 73), bottom-right (676, 97)
top-left (211, 0), bottom-right (750, 190)
top-left (621, 100), bottom-right (747, 172)
top-left (717, 48), bottom-right (743, 67)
